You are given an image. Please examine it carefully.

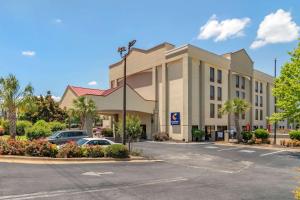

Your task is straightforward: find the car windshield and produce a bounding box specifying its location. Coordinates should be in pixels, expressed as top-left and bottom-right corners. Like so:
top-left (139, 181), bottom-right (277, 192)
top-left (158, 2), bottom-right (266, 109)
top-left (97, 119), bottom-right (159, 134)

top-left (77, 139), bottom-right (88, 146)
top-left (51, 131), bottom-right (62, 137)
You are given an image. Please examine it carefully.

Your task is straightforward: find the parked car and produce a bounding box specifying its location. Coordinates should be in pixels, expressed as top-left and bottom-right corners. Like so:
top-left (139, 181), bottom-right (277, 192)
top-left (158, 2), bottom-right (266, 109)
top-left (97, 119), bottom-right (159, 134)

top-left (47, 130), bottom-right (88, 145)
top-left (76, 138), bottom-right (115, 147)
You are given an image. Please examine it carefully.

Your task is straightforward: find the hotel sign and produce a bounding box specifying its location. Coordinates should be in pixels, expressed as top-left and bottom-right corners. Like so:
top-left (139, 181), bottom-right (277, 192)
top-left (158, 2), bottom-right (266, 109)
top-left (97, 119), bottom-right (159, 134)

top-left (170, 112), bottom-right (180, 125)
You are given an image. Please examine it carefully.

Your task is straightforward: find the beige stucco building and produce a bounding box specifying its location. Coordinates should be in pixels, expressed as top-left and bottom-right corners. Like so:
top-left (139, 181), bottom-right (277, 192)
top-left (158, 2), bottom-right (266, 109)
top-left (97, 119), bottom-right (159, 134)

top-left (60, 42), bottom-right (287, 141)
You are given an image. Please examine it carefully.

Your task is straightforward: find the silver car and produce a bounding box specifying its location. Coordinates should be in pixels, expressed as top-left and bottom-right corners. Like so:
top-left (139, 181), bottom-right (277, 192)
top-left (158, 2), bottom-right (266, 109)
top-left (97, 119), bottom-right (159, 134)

top-left (76, 138), bottom-right (115, 147)
top-left (47, 130), bottom-right (88, 145)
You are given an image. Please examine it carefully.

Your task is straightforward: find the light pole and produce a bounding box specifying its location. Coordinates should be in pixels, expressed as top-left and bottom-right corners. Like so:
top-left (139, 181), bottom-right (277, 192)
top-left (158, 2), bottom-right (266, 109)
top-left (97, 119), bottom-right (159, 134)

top-left (274, 58), bottom-right (277, 145)
top-left (118, 40), bottom-right (136, 145)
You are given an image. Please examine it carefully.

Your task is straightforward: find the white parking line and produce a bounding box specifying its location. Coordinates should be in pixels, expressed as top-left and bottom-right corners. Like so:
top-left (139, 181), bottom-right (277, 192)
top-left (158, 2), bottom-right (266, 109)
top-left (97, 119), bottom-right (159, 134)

top-left (259, 150), bottom-right (286, 157)
top-left (239, 149), bottom-right (256, 153)
top-left (82, 171), bottom-right (114, 176)
top-left (218, 147), bottom-right (244, 151)
top-left (204, 146), bottom-right (219, 149)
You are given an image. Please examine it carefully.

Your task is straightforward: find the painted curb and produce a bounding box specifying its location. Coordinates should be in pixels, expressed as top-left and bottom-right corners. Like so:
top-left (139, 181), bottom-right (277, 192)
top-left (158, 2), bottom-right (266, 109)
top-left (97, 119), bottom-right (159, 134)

top-left (0, 155), bottom-right (163, 165)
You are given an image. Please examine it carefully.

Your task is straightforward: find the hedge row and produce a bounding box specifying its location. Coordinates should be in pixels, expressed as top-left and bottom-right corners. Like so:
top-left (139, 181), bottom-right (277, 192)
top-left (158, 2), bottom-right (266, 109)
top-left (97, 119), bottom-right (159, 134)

top-left (0, 139), bottom-right (129, 158)
top-left (0, 120), bottom-right (66, 139)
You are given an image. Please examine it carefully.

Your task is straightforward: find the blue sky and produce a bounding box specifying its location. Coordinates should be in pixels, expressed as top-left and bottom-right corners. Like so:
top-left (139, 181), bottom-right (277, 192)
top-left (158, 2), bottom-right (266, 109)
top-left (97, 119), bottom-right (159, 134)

top-left (0, 0), bottom-right (299, 100)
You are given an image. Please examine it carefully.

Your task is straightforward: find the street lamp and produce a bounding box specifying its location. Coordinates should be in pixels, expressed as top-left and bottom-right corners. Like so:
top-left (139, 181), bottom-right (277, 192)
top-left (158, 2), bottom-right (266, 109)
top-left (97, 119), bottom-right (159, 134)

top-left (274, 58), bottom-right (277, 145)
top-left (117, 40), bottom-right (136, 145)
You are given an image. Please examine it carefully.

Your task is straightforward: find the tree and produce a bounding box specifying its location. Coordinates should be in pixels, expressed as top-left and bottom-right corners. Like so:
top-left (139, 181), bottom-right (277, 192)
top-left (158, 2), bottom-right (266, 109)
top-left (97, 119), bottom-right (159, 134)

top-left (0, 74), bottom-right (34, 139)
top-left (116, 115), bottom-right (142, 151)
top-left (20, 91), bottom-right (67, 123)
top-left (219, 98), bottom-right (251, 142)
top-left (72, 96), bottom-right (96, 129)
top-left (269, 41), bottom-right (300, 125)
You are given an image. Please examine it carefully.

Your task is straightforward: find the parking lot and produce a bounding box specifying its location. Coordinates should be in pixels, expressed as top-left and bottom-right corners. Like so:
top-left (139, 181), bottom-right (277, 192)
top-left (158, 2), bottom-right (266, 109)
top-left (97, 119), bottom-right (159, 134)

top-left (0, 142), bottom-right (299, 200)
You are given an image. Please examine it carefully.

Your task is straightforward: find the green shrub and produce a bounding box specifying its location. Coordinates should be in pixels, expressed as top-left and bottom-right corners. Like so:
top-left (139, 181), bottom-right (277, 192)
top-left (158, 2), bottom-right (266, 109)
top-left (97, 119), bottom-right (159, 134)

top-left (25, 120), bottom-right (52, 140)
top-left (254, 129), bottom-right (269, 139)
top-left (192, 129), bottom-right (204, 141)
top-left (105, 144), bottom-right (129, 158)
top-left (101, 128), bottom-right (113, 137)
top-left (85, 145), bottom-right (104, 157)
top-left (56, 142), bottom-right (84, 158)
top-left (0, 139), bottom-right (27, 155)
top-left (241, 131), bottom-right (253, 141)
top-left (289, 130), bottom-right (300, 141)
top-left (25, 140), bottom-right (58, 157)
top-left (49, 121), bottom-right (66, 132)
top-left (1, 120), bottom-right (9, 135)
top-left (16, 120), bottom-right (32, 136)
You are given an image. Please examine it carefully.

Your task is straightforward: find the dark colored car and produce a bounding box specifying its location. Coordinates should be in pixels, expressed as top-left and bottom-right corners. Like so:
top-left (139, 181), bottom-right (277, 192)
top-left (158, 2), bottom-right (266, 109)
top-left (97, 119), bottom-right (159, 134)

top-left (47, 130), bottom-right (88, 145)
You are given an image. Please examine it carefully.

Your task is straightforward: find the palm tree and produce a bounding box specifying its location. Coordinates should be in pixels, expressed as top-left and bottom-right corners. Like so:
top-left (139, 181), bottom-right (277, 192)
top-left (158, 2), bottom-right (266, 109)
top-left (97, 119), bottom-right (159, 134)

top-left (0, 74), bottom-right (34, 139)
top-left (72, 96), bottom-right (96, 130)
top-left (219, 98), bottom-right (251, 142)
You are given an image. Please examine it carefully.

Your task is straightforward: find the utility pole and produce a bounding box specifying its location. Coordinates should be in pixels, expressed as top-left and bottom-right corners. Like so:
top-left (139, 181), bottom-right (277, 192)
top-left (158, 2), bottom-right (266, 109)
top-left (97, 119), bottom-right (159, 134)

top-left (274, 58), bottom-right (277, 145)
top-left (117, 40), bottom-right (136, 145)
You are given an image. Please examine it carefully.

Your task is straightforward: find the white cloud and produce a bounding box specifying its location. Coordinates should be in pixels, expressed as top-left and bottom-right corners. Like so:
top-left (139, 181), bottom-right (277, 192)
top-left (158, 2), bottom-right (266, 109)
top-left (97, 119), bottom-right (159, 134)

top-left (54, 18), bottom-right (62, 24)
top-left (250, 9), bottom-right (300, 49)
top-left (51, 96), bottom-right (61, 102)
top-left (197, 15), bottom-right (251, 42)
top-left (21, 51), bottom-right (36, 57)
top-left (88, 81), bottom-right (97, 86)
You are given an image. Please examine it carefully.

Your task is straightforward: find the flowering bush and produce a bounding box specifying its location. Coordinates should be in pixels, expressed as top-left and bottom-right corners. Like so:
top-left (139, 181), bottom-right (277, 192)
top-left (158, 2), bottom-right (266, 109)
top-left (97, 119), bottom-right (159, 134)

top-left (0, 139), bottom-right (27, 155)
top-left (85, 145), bottom-right (104, 158)
top-left (105, 144), bottom-right (129, 158)
top-left (25, 140), bottom-right (58, 157)
top-left (56, 142), bottom-right (84, 158)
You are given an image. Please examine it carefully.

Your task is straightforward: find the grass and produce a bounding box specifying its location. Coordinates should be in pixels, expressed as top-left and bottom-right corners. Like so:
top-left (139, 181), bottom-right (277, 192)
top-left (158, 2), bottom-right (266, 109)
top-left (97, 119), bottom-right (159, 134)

top-left (0, 135), bottom-right (28, 141)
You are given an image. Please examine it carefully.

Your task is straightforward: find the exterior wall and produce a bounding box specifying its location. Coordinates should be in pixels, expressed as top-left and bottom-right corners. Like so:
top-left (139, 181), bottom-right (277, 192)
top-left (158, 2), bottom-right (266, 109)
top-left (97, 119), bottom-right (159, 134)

top-left (191, 58), bottom-right (200, 126)
top-left (166, 59), bottom-right (183, 140)
top-left (60, 88), bottom-right (77, 109)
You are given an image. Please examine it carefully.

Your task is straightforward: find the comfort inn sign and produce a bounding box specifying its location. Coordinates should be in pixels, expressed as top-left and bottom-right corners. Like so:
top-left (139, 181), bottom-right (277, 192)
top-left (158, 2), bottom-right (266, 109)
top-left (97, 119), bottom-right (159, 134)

top-left (170, 112), bottom-right (180, 125)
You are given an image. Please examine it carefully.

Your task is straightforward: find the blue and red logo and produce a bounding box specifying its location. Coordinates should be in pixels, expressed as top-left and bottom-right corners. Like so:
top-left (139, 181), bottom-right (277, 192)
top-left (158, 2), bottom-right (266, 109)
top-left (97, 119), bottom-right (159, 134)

top-left (170, 112), bottom-right (180, 125)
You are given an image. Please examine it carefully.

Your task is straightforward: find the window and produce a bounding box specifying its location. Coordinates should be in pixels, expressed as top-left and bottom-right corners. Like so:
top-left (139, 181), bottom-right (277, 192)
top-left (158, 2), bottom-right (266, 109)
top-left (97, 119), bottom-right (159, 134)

top-left (217, 69), bottom-right (222, 83)
top-left (255, 109), bottom-right (258, 120)
top-left (260, 110), bottom-right (263, 120)
top-left (241, 92), bottom-right (245, 99)
top-left (235, 75), bottom-right (240, 88)
top-left (210, 67), bottom-right (215, 82)
top-left (260, 96), bottom-right (263, 107)
top-left (217, 87), bottom-right (222, 101)
top-left (260, 82), bottom-right (263, 93)
top-left (241, 77), bottom-right (245, 89)
top-left (217, 104), bottom-right (222, 118)
top-left (255, 95), bottom-right (258, 106)
top-left (255, 81), bottom-right (258, 92)
top-left (236, 91), bottom-right (240, 98)
top-left (210, 85), bottom-right (215, 100)
top-left (210, 103), bottom-right (215, 118)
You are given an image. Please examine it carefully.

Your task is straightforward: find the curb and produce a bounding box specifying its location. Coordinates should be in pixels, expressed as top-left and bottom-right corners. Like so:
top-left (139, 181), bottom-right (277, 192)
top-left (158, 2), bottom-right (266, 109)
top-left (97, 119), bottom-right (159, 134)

top-left (214, 142), bottom-right (300, 152)
top-left (0, 155), bottom-right (162, 165)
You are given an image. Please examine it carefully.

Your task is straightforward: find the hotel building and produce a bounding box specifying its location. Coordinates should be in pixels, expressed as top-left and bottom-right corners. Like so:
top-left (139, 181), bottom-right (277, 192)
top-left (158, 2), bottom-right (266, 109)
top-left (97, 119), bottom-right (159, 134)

top-left (60, 42), bottom-right (287, 141)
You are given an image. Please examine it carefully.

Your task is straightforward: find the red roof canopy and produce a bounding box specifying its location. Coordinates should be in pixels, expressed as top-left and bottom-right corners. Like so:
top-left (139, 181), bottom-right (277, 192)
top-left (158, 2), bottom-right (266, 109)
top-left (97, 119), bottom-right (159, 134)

top-left (69, 85), bottom-right (120, 97)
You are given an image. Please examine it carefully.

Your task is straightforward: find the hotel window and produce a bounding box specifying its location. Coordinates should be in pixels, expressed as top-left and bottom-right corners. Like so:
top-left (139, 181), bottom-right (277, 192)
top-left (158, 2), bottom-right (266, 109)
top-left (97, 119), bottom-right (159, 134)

top-left (236, 91), bottom-right (240, 98)
top-left (255, 109), bottom-right (258, 120)
top-left (235, 75), bottom-right (240, 88)
top-left (241, 77), bottom-right (245, 89)
top-left (255, 81), bottom-right (258, 92)
top-left (210, 67), bottom-right (215, 82)
top-left (241, 92), bottom-right (245, 99)
top-left (210, 85), bottom-right (215, 100)
top-left (210, 103), bottom-right (215, 118)
top-left (217, 69), bottom-right (222, 83)
top-left (260, 110), bottom-right (263, 120)
top-left (217, 104), bottom-right (222, 118)
top-left (217, 87), bottom-right (222, 101)
top-left (260, 82), bottom-right (263, 93)
top-left (255, 95), bottom-right (258, 106)
top-left (260, 96), bottom-right (263, 107)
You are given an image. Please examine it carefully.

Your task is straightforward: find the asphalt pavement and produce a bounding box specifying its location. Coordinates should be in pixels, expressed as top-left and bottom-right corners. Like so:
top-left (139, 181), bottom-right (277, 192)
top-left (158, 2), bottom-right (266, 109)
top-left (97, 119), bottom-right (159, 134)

top-left (0, 142), bottom-right (299, 200)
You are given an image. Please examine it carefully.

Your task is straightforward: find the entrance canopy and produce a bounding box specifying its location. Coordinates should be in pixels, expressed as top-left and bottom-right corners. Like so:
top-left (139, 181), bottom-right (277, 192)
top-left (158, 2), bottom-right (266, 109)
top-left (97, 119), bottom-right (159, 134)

top-left (60, 84), bottom-right (155, 114)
